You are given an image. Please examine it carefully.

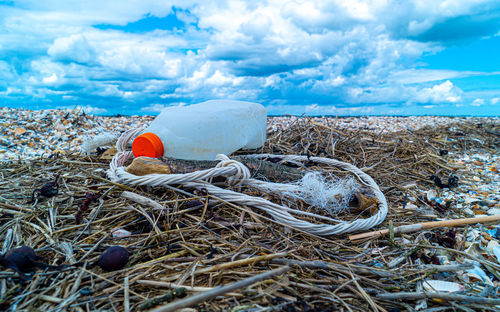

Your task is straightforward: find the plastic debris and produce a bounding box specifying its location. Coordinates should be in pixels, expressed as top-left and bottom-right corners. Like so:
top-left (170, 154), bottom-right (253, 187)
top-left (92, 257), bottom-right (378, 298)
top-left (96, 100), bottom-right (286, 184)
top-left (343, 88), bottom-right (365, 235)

top-left (80, 132), bottom-right (117, 154)
top-left (111, 229), bottom-right (132, 238)
top-left (423, 280), bottom-right (465, 293)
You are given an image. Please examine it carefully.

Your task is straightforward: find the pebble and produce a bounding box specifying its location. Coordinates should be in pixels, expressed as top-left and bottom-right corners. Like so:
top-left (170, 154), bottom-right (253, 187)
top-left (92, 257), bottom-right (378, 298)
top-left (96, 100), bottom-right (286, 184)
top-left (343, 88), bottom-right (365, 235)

top-left (0, 107), bottom-right (153, 161)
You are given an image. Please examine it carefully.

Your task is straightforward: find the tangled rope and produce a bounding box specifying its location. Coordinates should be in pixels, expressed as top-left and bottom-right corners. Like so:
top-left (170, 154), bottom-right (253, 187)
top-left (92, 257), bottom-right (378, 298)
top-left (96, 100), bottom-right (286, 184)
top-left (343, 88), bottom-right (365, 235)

top-left (107, 128), bottom-right (388, 236)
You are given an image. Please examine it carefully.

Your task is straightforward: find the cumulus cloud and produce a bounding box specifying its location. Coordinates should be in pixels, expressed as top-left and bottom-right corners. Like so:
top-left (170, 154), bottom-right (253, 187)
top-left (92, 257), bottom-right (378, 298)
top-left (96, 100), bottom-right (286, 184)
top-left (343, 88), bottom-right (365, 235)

top-left (48, 34), bottom-right (97, 64)
top-left (75, 105), bottom-right (108, 114)
top-left (0, 0), bottom-right (499, 115)
top-left (472, 98), bottom-right (485, 106)
top-left (415, 81), bottom-right (462, 103)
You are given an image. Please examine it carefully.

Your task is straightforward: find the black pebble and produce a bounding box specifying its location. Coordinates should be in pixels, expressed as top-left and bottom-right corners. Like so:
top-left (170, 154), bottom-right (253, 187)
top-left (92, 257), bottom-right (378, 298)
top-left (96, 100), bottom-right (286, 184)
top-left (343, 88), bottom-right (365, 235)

top-left (97, 246), bottom-right (129, 271)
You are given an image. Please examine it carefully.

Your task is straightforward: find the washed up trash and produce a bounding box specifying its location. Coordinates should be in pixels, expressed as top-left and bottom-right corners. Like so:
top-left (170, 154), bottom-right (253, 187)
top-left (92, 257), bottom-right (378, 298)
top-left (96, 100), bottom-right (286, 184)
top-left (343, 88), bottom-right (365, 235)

top-left (423, 280), bottom-right (465, 293)
top-left (31, 174), bottom-right (59, 204)
top-left (487, 208), bottom-right (500, 215)
top-left (1, 110), bottom-right (498, 310)
top-left (80, 132), bottom-right (117, 154)
top-left (465, 265), bottom-right (494, 286)
top-left (132, 100), bottom-right (267, 160)
top-left (111, 228), bottom-right (132, 238)
top-left (430, 174), bottom-right (459, 189)
top-left (486, 240), bottom-right (500, 262)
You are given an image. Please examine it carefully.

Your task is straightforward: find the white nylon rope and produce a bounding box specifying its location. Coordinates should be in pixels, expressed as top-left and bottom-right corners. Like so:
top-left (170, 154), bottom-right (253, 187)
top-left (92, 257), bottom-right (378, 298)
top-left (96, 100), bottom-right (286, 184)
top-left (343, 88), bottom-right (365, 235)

top-left (107, 128), bottom-right (388, 236)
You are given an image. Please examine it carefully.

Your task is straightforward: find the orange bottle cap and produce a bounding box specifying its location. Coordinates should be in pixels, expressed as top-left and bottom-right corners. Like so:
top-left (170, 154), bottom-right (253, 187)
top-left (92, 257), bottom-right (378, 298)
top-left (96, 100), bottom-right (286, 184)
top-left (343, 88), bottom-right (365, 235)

top-left (132, 132), bottom-right (164, 158)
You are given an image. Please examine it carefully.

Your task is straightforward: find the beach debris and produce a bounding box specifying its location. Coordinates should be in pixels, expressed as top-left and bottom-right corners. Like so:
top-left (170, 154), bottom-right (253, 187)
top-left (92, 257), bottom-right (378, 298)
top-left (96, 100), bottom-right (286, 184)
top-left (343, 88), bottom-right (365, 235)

top-left (140, 288), bottom-right (187, 310)
top-left (349, 215), bottom-right (500, 241)
top-left (30, 173), bottom-right (59, 204)
top-left (0, 246), bottom-right (43, 276)
top-left (0, 246), bottom-right (68, 279)
top-left (97, 246), bottom-right (129, 271)
top-left (14, 128), bottom-right (26, 136)
top-left (99, 146), bottom-right (118, 160)
top-left (131, 100), bottom-right (266, 160)
top-left (0, 111), bottom-right (499, 310)
top-left (284, 172), bottom-right (359, 214)
top-left (75, 192), bottom-right (99, 224)
top-left (126, 157), bottom-right (173, 176)
top-left (80, 132), bottom-right (117, 154)
top-left (428, 228), bottom-right (456, 248)
top-left (423, 280), bottom-right (465, 293)
top-left (430, 174), bottom-right (459, 189)
top-left (112, 228), bottom-right (132, 238)
top-left (125, 155), bottom-right (303, 183)
top-left (439, 149), bottom-right (449, 156)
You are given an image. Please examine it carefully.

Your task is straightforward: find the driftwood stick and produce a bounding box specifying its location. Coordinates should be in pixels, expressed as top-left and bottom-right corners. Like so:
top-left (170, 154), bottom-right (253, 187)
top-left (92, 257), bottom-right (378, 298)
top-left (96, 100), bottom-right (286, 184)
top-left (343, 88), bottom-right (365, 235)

top-left (0, 202), bottom-right (33, 213)
top-left (163, 252), bottom-right (288, 282)
top-left (416, 263), bottom-right (474, 272)
top-left (377, 291), bottom-right (500, 305)
top-left (126, 156), bottom-right (303, 183)
top-left (269, 258), bottom-right (396, 277)
top-left (149, 266), bottom-right (291, 312)
top-left (349, 215), bottom-right (500, 241)
top-left (121, 191), bottom-right (165, 210)
top-left (136, 280), bottom-right (242, 296)
top-left (139, 288), bottom-right (186, 310)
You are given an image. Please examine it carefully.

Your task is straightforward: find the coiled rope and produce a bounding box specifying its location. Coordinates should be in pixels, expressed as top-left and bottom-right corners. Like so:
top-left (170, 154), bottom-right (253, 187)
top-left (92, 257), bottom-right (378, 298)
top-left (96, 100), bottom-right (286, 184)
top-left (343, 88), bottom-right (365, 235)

top-left (107, 128), bottom-right (388, 235)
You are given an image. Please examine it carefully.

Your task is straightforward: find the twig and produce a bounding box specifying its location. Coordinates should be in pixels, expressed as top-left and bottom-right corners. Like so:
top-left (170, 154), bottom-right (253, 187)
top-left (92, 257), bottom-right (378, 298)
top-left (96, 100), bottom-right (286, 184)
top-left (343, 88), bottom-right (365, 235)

top-left (377, 292), bottom-right (500, 305)
top-left (121, 191), bottom-right (165, 210)
top-left (149, 266), bottom-right (291, 312)
top-left (140, 288), bottom-right (186, 310)
top-left (163, 252), bottom-right (287, 282)
top-left (124, 275), bottom-right (130, 312)
top-left (416, 263), bottom-right (474, 272)
top-left (349, 215), bottom-right (500, 241)
top-left (136, 280), bottom-right (242, 296)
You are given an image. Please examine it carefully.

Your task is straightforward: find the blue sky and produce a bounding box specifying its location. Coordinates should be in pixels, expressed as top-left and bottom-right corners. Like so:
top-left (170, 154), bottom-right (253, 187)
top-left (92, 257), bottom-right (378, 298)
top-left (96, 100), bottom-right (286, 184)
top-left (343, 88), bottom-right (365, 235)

top-left (0, 0), bottom-right (499, 116)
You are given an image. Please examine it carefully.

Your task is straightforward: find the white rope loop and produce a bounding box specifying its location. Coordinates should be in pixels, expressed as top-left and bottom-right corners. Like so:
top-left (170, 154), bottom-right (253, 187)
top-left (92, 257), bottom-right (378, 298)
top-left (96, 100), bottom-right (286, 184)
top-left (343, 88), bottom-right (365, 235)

top-left (243, 154), bottom-right (388, 234)
top-left (107, 129), bottom-right (388, 236)
top-left (215, 154), bottom-right (251, 186)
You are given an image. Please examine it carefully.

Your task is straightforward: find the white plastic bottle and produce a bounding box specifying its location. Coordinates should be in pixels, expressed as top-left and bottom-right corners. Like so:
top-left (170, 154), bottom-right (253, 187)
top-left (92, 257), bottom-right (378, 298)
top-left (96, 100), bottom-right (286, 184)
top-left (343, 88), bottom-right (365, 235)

top-left (132, 100), bottom-right (267, 160)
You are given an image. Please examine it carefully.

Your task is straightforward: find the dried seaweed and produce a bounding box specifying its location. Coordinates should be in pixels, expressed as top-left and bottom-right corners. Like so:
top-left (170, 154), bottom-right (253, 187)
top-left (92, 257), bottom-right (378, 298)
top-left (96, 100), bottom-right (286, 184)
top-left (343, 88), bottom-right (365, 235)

top-left (0, 117), bottom-right (498, 311)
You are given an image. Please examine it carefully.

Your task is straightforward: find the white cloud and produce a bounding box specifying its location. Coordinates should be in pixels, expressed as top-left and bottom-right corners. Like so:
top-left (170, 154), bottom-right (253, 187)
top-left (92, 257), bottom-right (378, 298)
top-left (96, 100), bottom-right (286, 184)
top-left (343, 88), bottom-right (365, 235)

top-left (75, 105), bottom-right (108, 114)
top-left (0, 0), bottom-right (499, 114)
top-left (472, 98), bottom-right (484, 106)
top-left (491, 97), bottom-right (499, 105)
top-left (305, 103), bottom-right (337, 114)
top-left (48, 34), bottom-right (96, 64)
top-left (42, 73), bottom-right (58, 84)
top-left (415, 81), bottom-right (462, 103)
top-left (389, 69), bottom-right (478, 84)
top-left (140, 102), bottom-right (186, 113)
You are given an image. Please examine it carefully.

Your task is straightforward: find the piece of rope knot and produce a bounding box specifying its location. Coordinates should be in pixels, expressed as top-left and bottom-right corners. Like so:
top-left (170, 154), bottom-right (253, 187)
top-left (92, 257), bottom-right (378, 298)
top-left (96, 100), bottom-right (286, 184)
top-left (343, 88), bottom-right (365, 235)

top-left (215, 154), bottom-right (251, 186)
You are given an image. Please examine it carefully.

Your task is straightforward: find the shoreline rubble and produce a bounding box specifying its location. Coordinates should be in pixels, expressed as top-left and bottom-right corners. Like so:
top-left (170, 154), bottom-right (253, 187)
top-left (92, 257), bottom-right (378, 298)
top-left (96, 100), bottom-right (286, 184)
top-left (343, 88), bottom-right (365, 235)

top-left (0, 107), bottom-right (499, 311)
top-left (1, 107), bottom-right (498, 161)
